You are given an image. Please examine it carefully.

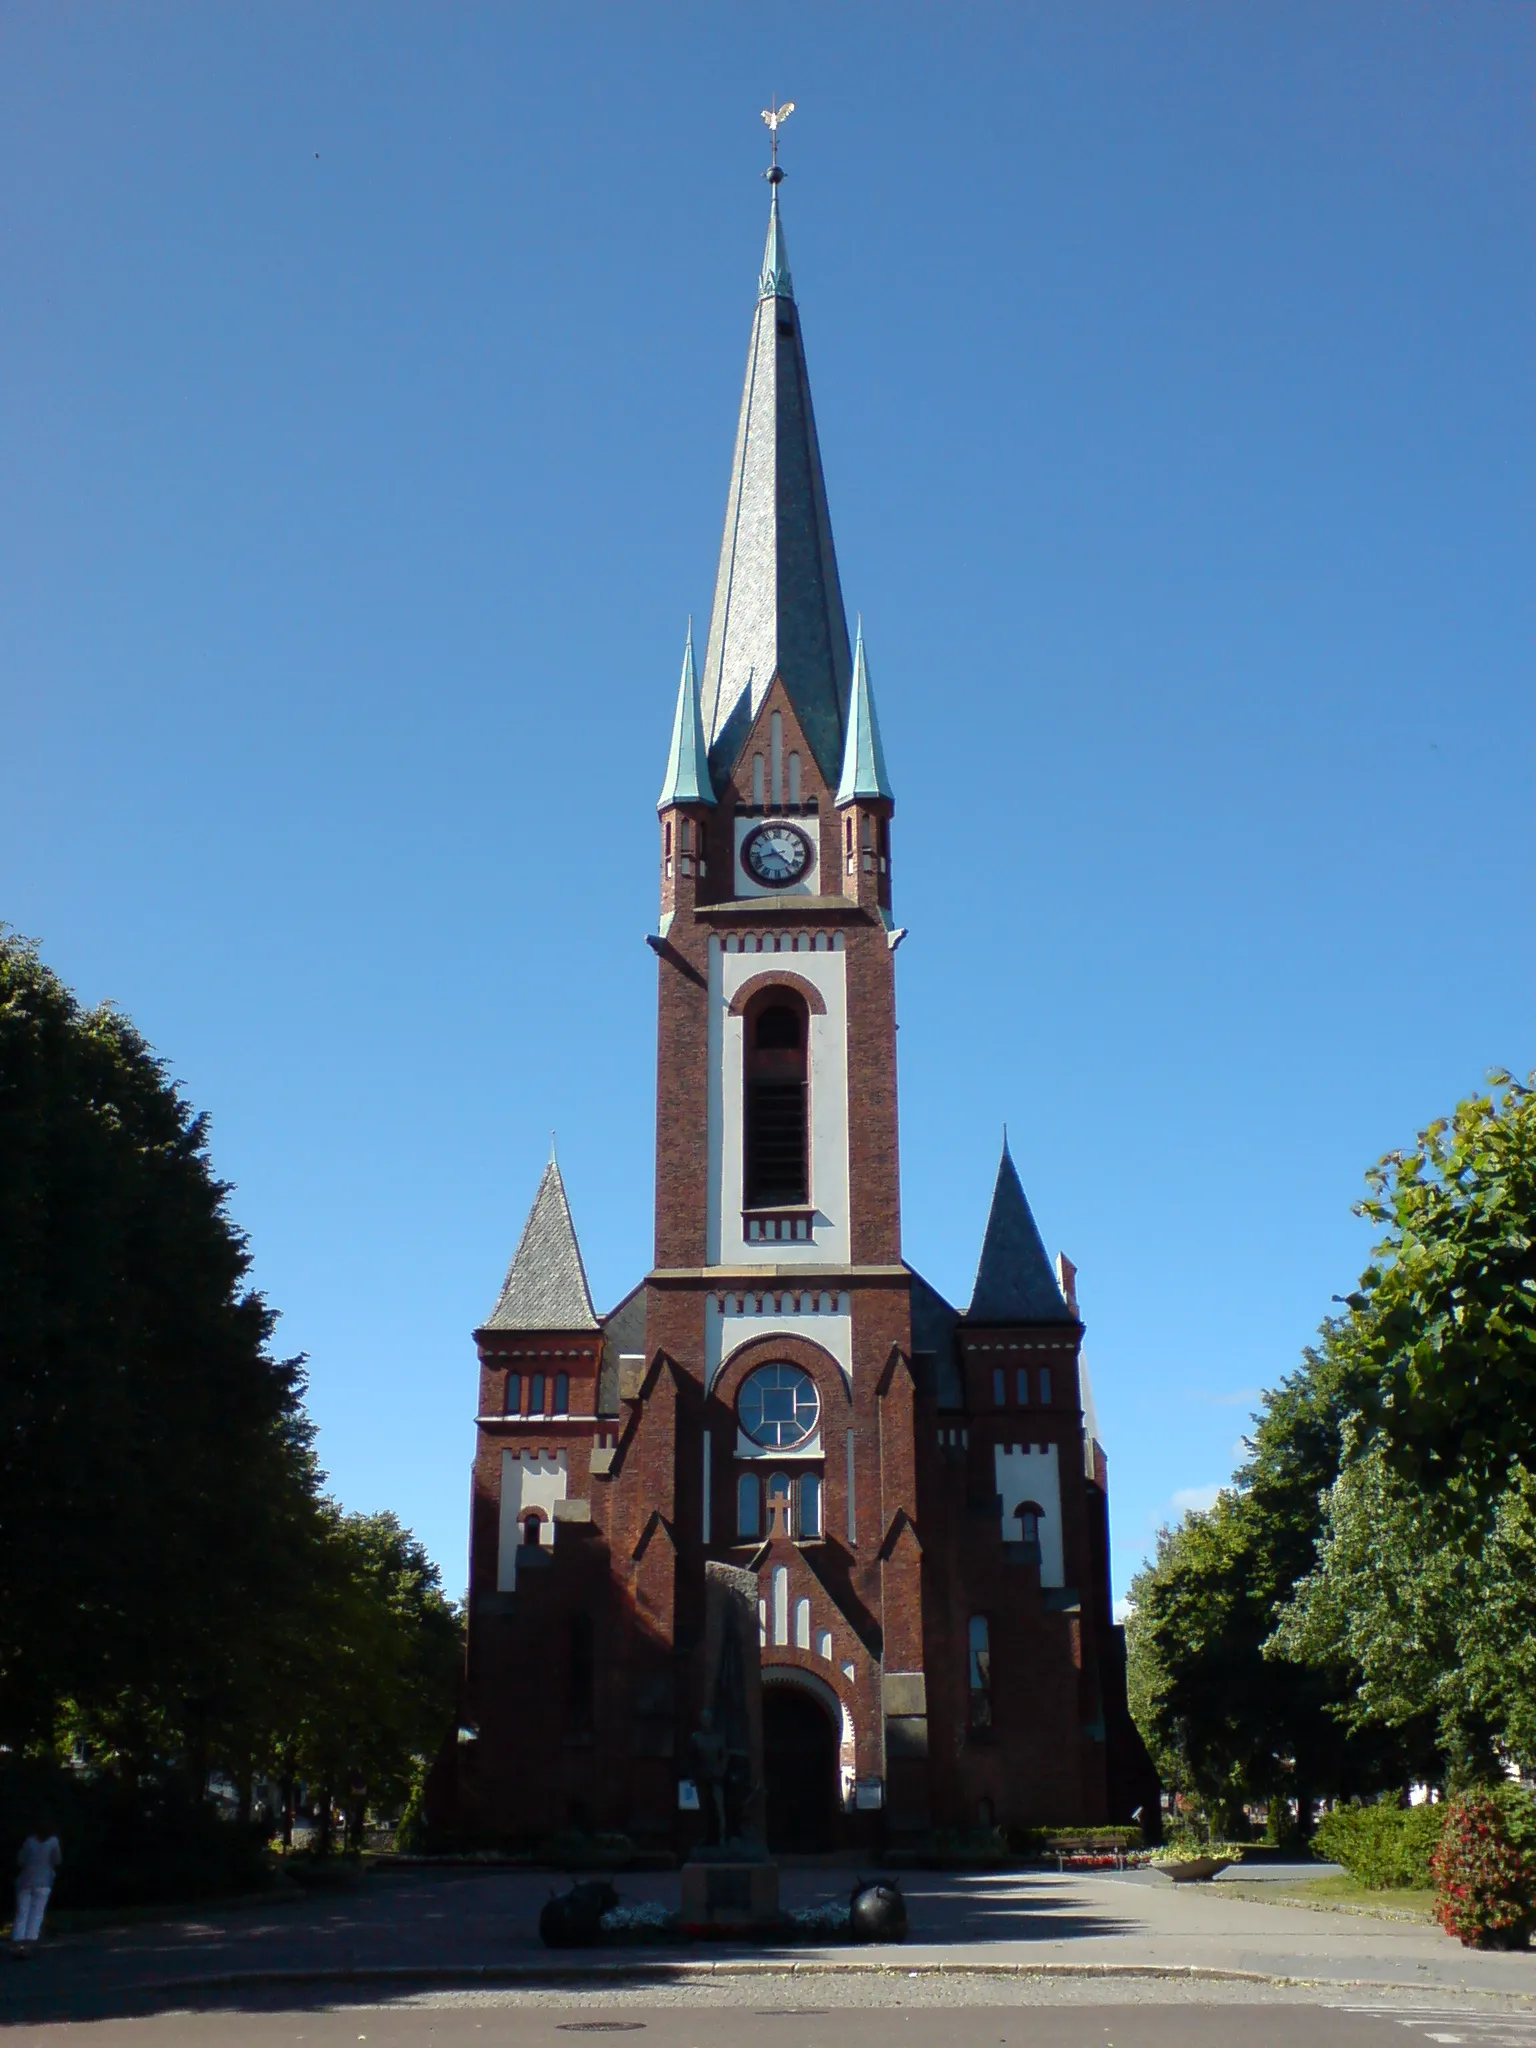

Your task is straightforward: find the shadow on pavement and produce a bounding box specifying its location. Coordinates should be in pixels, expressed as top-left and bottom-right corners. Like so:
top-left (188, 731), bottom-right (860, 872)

top-left (0, 1869), bottom-right (1138, 2027)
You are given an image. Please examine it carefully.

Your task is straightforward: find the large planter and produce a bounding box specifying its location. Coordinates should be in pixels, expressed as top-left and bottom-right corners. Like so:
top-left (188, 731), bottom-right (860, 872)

top-left (1156, 1855), bottom-right (1237, 1883)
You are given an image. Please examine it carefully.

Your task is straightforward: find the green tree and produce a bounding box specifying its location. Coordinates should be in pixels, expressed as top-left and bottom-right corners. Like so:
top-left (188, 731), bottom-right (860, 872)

top-left (1267, 1074), bottom-right (1536, 1783)
top-left (1348, 1073), bottom-right (1536, 1506)
top-left (273, 1510), bottom-right (462, 1850)
top-left (0, 932), bottom-right (324, 1769)
top-left (1127, 1319), bottom-right (1431, 1829)
top-left (0, 934), bottom-right (463, 1865)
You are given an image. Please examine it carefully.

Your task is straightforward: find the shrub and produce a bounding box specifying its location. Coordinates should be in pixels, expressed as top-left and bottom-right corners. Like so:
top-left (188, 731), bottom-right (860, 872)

top-left (1431, 1788), bottom-right (1536, 1949)
top-left (1313, 1802), bottom-right (1445, 1890)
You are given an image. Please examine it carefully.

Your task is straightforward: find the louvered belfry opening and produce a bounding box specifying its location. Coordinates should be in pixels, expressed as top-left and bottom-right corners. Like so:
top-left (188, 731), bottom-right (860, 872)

top-left (744, 993), bottom-right (809, 1207)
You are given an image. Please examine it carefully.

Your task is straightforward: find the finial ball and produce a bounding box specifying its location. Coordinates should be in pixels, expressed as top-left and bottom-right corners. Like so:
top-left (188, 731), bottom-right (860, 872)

top-left (765, 164), bottom-right (785, 186)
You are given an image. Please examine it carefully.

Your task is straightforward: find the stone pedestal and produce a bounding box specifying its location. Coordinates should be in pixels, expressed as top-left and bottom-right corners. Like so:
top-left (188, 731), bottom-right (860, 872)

top-left (679, 1856), bottom-right (780, 1928)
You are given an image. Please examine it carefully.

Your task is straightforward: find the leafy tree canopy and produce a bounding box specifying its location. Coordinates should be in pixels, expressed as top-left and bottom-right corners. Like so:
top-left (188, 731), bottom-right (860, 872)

top-left (0, 933), bottom-right (461, 1837)
top-left (1347, 1073), bottom-right (1536, 1506)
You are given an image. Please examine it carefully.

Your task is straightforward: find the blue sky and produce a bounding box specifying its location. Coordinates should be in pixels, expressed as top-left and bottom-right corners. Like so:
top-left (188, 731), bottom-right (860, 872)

top-left (4, 4), bottom-right (1531, 1605)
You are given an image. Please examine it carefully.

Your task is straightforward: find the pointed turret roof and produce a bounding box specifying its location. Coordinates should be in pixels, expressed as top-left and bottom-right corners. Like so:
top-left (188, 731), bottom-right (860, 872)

top-left (483, 1157), bottom-right (599, 1332)
top-left (699, 188), bottom-right (852, 787)
top-left (835, 622), bottom-right (894, 805)
top-left (966, 1139), bottom-right (1077, 1325)
top-left (657, 622), bottom-right (715, 810)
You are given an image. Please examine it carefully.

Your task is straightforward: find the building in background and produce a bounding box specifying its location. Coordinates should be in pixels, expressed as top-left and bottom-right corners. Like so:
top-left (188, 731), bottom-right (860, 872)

top-left (432, 184), bottom-right (1155, 1850)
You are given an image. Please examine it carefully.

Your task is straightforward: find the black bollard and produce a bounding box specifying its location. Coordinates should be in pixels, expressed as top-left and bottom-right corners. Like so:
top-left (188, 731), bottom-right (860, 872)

top-left (849, 1879), bottom-right (907, 1943)
top-left (539, 1878), bottom-right (620, 1948)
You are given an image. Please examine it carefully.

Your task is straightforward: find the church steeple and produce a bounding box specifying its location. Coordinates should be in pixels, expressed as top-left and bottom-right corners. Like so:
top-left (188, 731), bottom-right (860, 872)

top-left (968, 1138), bottom-right (1078, 1326)
top-left (698, 187), bottom-right (852, 789)
top-left (835, 622), bottom-right (894, 805)
top-left (657, 622), bottom-right (715, 810)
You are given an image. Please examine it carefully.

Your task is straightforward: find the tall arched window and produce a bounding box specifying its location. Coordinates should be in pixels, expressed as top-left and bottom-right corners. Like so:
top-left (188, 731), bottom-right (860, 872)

top-left (968, 1615), bottom-right (992, 1730)
top-left (737, 1473), bottom-right (761, 1540)
top-left (744, 991), bottom-right (809, 1207)
top-left (504, 1373), bottom-right (523, 1417)
top-left (797, 1471), bottom-right (822, 1540)
top-left (530, 1372), bottom-right (547, 1415)
top-left (554, 1372), bottom-right (570, 1417)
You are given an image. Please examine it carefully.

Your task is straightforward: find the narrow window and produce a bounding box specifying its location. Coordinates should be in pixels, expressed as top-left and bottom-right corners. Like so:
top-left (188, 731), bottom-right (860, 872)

top-left (752, 754), bottom-right (765, 807)
top-left (504, 1373), bottom-right (522, 1416)
top-left (664, 819), bottom-right (672, 856)
top-left (522, 1512), bottom-right (544, 1547)
top-left (744, 994), bottom-right (809, 1207)
top-left (1039, 1367), bottom-right (1052, 1405)
top-left (794, 1596), bottom-right (811, 1649)
top-left (846, 1428), bottom-right (857, 1544)
top-left (798, 1471), bottom-right (822, 1540)
top-left (1016, 1367), bottom-right (1028, 1405)
top-left (788, 750), bottom-right (801, 805)
top-left (968, 1615), bottom-right (992, 1729)
top-left (530, 1371), bottom-right (546, 1415)
top-left (554, 1372), bottom-right (569, 1417)
top-left (993, 1366), bottom-right (1006, 1407)
top-left (568, 1613), bottom-right (594, 1732)
top-left (737, 1473), bottom-right (760, 1540)
top-left (772, 1564), bottom-right (789, 1644)
top-left (680, 817), bottom-right (691, 853)
top-left (1015, 1500), bottom-right (1044, 1558)
top-left (771, 710), bottom-right (784, 807)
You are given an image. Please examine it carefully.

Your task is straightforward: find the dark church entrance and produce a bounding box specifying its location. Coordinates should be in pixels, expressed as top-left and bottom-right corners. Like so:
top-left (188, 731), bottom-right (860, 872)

top-left (762, 1681), bottom-right (839, 1853)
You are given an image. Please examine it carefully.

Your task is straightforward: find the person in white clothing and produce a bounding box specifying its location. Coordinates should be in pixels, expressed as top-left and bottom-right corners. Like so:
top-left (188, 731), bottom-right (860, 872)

top-left (12, 1824), bottom-right (61, 1952)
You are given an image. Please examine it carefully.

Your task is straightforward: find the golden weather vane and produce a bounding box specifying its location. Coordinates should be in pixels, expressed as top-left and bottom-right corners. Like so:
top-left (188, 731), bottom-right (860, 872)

top-left (761, 99), bottom-right (795, 181)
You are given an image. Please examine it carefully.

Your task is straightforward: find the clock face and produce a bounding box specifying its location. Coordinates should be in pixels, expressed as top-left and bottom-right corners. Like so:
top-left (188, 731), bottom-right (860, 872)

top-left (742, 821), bottom-right (813, 888)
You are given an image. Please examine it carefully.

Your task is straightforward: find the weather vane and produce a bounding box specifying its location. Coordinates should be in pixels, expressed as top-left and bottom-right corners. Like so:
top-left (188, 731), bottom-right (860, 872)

top-left (761, 98), bottom-right (795, 184)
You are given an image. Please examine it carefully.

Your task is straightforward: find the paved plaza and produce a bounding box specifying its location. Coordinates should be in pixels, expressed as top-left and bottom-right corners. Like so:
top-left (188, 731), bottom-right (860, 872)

top-left (2, 1863), bottom-right (1534, 2041)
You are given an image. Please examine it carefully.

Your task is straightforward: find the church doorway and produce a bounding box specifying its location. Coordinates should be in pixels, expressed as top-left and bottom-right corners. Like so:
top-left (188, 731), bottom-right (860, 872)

top-left (761, 1679), bottom-right (840, 1852)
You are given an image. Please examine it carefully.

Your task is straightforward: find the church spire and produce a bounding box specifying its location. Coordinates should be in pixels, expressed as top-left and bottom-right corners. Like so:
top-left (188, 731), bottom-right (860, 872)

top-left (657, 621), bottom-right (715, 810)
top-left (483, 1157), bottom-right (599, 1333)
top-left (835, 620), bottom-right (894, 805)
top-left (967, 1137), bottom-right (1077, 1325)
top-left (698, 184), bottom-right (852, 789)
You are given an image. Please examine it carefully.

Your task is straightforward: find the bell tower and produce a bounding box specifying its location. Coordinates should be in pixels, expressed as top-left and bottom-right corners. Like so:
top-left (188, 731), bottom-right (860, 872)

top-left (440, 148), bottom-right (1156, 1857)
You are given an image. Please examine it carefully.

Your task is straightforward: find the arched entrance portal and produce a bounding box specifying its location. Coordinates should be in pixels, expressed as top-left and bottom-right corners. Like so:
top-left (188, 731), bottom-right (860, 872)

top-left (761, 1675), bottom-right (840, 1852)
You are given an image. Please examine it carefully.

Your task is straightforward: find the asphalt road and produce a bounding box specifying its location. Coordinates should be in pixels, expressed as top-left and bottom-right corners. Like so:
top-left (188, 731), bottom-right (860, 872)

top-left (3, 1994), bottom-right (1535, 2048)
top-left (3, 1866), bottom-right (1533, 2035)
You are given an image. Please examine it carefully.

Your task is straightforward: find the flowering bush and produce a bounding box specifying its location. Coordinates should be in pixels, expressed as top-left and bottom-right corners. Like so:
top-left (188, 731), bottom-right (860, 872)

top-left (1431, 1790), bottom-right (1536, 1949)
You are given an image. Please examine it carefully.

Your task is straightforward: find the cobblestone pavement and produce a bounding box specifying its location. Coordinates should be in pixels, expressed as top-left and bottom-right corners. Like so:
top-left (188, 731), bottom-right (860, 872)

top-left (0, 1865), bottom-right (1531, 2029)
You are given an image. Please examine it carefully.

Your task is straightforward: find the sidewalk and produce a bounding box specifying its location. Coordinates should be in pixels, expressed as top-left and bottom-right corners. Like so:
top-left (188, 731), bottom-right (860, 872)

top-left (3, 1864), bottom-right (1532, 2021)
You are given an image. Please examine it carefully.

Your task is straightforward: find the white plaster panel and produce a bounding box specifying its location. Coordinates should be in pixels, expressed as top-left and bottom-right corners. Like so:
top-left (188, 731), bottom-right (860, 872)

top-left (706, 938), bottom-right (724, 1266)
top-left (497, 1448), bottom-right (568, 1591)
top-left (994, 1442), bottom-right (1064, 1588)
top-left (732, 814), bottom-right (821, 898)
top-left (713, 944), bottom-right (849, 1266)
top-left (705, 1291), bottom-right (853, 1388)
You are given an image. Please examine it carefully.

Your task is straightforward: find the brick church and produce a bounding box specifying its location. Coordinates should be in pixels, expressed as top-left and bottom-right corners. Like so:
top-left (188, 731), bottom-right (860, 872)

top-left (432, 182), bottom-right (1154, 1852)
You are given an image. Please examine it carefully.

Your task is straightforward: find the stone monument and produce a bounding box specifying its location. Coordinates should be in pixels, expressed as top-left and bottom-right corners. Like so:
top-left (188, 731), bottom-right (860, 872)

top-left (679, 1561), bottom-right (779, 1928)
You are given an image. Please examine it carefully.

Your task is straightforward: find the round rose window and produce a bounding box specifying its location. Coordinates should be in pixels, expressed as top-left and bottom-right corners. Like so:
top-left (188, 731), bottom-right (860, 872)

top-left (738, 1363), bottom-right (819, 1450)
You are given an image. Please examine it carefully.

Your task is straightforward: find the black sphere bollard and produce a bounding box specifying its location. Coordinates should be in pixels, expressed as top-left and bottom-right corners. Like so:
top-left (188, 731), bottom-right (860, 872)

top-left (849, 1879), bottom-right (907, 1943)
top-left (539, 1878), bottom-right (620, 1948)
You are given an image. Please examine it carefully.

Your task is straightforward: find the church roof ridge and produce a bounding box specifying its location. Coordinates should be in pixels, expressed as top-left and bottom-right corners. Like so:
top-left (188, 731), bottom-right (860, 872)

top-left (835, 620), bottom-right (894, 805)
top-left (657, 621), bottom-right (716, 810)
top-left (483, 1157), bottom-right (599, 1333)
top-left (965, 1137), bottom-right (1078, 1325)
top-left (698, 185), bottom-right (852, 789)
